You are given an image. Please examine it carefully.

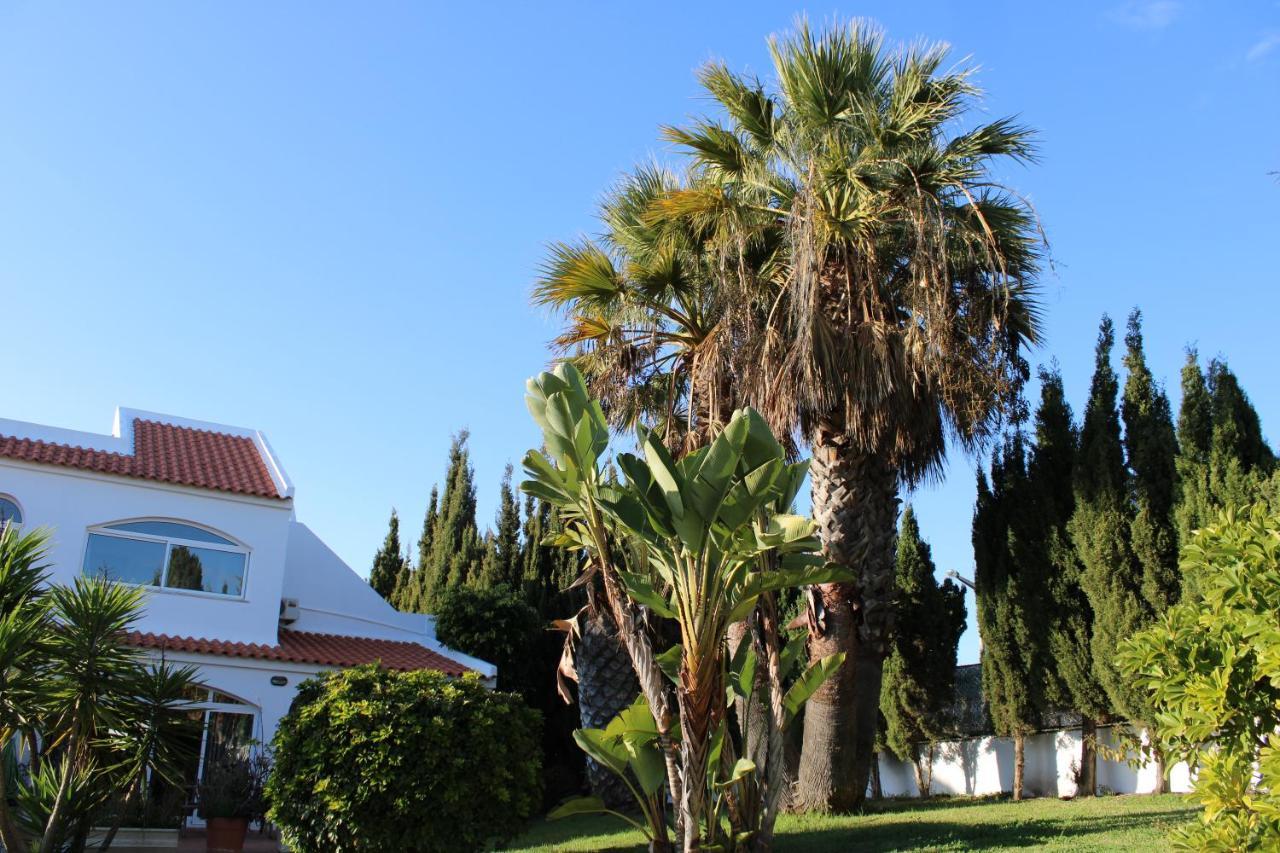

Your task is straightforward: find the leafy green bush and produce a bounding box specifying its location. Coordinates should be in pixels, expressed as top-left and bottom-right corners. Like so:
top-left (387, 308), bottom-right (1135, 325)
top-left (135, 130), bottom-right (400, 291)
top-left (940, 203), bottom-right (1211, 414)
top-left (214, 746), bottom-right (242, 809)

top-left (1118, 504), bottom-right (1280, 850)
top-left (434, 584), bottom-right (542, 697)
top-left (266, 664), bottom-right (541, 852)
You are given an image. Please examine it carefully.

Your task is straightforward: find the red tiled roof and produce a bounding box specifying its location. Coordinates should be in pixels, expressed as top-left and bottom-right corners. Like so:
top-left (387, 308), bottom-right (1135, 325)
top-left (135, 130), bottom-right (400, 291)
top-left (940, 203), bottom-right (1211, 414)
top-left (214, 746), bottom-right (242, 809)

top-left (0, 419), bottom-right (283, 499)
top-left (125, 628), bottom-right (472, 677)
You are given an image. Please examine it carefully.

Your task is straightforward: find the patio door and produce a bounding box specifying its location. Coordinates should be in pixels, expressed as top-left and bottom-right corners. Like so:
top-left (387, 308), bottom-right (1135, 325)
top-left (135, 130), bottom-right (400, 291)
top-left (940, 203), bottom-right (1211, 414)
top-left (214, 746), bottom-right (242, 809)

top-left (179, 689), bottom-right (260, 828)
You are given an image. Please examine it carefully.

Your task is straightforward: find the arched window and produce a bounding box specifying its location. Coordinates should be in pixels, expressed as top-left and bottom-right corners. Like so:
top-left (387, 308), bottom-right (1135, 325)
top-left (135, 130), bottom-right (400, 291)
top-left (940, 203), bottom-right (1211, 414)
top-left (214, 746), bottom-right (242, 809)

top-left (81, 520), bottom-right (248, 598)
top-left (0, 496), bottom-right (22, 527)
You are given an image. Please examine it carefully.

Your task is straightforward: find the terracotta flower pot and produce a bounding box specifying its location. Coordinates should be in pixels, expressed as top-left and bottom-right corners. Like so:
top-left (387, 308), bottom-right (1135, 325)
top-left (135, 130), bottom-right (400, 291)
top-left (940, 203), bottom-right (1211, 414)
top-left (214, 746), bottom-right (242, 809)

top-left (205, 817), bottom-right (249, 853)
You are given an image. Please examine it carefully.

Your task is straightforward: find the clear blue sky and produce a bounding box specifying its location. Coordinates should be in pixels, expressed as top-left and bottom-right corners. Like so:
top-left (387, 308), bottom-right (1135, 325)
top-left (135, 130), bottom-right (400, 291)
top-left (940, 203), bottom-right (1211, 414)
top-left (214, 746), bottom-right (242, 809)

top-left (2, 2), bottom-right (1277, 664)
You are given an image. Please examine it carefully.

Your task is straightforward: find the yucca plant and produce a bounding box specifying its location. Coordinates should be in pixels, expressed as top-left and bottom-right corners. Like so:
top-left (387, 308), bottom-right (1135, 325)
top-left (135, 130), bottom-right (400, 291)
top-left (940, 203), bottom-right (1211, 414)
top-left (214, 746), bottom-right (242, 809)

top-left (0, 525), bottom-right (203, 853)
top-left (522, 363), bottom-right (848, 850)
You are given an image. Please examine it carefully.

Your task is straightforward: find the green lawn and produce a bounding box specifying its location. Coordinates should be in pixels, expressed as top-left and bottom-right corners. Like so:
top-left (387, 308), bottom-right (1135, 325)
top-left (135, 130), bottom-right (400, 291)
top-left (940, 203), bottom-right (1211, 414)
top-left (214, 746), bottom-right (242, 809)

top-left (505, 793), bottom-right (1197, 852)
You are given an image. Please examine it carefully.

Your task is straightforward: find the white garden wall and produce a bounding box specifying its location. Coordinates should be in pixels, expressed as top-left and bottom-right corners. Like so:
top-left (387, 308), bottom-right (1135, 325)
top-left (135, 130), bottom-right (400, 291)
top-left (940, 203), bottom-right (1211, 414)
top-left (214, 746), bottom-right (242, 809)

top-left (876, 725), bottom-right (1192, 798)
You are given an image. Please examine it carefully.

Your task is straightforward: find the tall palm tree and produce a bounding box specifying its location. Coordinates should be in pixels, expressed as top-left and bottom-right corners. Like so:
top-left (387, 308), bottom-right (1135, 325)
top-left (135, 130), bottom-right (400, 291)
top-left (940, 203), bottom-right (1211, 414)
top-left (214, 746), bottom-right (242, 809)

top-left (659, 20), bottom-right (1044, 809)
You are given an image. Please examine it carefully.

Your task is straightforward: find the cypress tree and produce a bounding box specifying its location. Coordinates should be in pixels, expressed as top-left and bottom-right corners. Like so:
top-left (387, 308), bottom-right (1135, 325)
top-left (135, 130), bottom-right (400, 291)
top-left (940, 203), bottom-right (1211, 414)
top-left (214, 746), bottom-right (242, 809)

top-left (1029, 365), bottom-right (1109, 795)
top-left (418, 486), bottom-right (439, 578)
top-left (480, 464), bottom-right (523, 591)
top-left (974, 429), bottom-right (1049, 800)
top-left (368, 508), bottom-right (403, 601)
top-left (880, 506), bottom-right (966, 796)
top-left (1070, 315), bottom-right (1159, 783)
top-left (1208, 358), bottom-right (1274, 474)
top-left (1176, 353), bottom-right (1277, 547)
top-left (521, 487), bottom-right (580, 615)
top-left (419, 432), bottom-right (484, 609)
top-left (1121, 310), bottom-right (1180, 613)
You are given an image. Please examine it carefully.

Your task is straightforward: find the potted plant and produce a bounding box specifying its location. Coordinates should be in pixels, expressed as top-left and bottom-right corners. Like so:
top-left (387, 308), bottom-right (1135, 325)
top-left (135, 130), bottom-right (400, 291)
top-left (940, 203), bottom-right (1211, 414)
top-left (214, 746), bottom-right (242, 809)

top-left (196, 751), bottom-right (270, 853)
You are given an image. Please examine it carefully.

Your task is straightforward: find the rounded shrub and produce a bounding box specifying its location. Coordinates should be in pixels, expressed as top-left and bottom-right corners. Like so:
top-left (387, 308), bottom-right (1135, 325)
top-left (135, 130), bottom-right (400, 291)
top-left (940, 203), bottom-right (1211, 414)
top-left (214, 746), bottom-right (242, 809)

top-left (266, 664), bottom-right (541, 852)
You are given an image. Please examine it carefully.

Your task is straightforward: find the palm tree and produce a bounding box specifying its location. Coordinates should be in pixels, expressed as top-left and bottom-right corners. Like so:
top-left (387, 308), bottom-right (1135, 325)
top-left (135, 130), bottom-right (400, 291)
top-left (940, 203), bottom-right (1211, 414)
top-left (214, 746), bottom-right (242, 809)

top-left (536, 164), bottom-right (779, 455)
top-left (660, 20), bottom-right (1043, 809)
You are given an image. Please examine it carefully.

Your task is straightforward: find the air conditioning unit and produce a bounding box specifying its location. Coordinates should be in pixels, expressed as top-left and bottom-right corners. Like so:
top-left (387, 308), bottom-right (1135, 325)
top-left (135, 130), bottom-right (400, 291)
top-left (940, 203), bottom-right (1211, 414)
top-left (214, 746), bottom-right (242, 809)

top-left (279, 597), bottom-right (300, 625)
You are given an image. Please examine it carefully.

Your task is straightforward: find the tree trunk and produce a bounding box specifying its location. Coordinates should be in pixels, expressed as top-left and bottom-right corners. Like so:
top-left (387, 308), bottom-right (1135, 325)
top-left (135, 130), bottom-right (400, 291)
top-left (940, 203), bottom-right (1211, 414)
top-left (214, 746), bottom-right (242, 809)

top-left (678, 653), bottom-right (724, 850)
top-left (1152, 744), bottom-right (1168, 795)
top-left (912, 745), bottom-right (927, 798)
top-left (797, 424), bottom-right (899, 812)
top-left (1078, 717), bottom-right (1097, 798)
top-left (913, 743), bottom-right (934, 798)
top-left (869, 754), bottom-right (882, 801)
top-left (796, 582), bottom-right (858, 812)
top-left (576, 611), bottom-right (641, 810)
top-left (1013, 732), bottom-right (1025, 801)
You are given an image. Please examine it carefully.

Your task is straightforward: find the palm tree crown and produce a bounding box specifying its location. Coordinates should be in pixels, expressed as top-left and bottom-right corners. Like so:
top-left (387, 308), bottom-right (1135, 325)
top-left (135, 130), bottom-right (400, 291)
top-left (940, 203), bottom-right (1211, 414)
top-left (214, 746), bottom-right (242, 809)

top-left (663, 19), bottom-right (1043, 480)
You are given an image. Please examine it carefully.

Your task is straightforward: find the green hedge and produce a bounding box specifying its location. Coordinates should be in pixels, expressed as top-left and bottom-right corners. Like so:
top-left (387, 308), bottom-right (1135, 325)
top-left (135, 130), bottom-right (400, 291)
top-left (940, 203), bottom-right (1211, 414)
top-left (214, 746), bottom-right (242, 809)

top-left (266, 664), bottom-right (541, 852)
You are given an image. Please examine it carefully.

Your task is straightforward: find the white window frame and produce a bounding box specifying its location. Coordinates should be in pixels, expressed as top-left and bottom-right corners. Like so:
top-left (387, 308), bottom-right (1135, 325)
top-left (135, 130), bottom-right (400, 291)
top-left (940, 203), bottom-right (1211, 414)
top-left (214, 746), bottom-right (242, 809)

top-left (81, 518), bottom-right (251, 601)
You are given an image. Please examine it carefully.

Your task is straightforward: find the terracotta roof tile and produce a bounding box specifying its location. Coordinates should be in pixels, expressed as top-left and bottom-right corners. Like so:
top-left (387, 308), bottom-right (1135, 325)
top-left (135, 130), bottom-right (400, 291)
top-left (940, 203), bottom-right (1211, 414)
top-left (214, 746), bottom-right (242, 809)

top-left (0, 419), bottom-right (282, 499)
top-left (125, 628), bottom-right (471, 677)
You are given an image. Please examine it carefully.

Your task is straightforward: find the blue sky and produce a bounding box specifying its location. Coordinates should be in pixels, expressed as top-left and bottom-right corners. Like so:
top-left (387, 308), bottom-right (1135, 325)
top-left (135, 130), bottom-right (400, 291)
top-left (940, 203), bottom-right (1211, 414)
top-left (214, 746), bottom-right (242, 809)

top-left (2, 2), bottom-right (1277, 664)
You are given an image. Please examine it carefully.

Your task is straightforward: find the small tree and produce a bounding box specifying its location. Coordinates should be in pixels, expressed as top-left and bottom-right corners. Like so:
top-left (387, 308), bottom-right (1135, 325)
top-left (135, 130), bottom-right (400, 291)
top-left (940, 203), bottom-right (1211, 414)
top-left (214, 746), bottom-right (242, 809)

top-left (267, 665), bottom-right (541, 853)
top-left (1071, 317), bottom-right (1154, 751)
top-left (1029, 366), bottom-right (1110, 796)
top-left (973, 431), bottom-right (1053, 800)
top-left (1118, 504), bottom-right (1280, 849)
top-left (368, 508), bottom-right (402, 601)
top-left (879, 507), bottom-right (966, 796)
top-left (1176, 352), bottom-right (1278, 541)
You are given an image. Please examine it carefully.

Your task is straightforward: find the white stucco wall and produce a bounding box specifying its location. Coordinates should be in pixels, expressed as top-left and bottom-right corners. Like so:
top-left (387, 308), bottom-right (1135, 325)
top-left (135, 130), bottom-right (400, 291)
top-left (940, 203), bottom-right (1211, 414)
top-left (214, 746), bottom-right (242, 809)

top-left (0, 458), bottom-right (292, 647)
top-left (877, 725), bottom-right (1193, 798)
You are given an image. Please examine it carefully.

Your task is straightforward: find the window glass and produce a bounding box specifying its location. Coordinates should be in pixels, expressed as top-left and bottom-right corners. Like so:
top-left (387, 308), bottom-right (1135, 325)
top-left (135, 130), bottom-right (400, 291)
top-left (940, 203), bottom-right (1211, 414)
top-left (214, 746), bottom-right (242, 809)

top-left (209, 691), bottom-right (248, 705)
top-left (165, 545), bottom-right (246, 596)
top-left (106, 521), bottom-right (234, 546)
top-left (0, 498), bottom-right (21, 526)
top-left (83, 533), bottom-right (166, 587)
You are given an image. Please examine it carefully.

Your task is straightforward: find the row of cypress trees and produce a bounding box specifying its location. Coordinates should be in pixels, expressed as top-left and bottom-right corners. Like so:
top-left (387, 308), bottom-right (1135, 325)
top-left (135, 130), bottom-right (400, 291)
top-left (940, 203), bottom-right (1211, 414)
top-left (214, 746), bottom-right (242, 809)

top-left (366, 431), bottom-right (577, 615)
top-left (974, 309), bottom-right (1276, 799)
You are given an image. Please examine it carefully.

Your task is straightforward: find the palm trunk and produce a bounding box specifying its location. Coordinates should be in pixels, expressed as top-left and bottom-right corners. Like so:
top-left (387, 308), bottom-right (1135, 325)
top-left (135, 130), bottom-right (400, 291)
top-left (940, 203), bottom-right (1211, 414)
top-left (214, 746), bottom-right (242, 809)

top-left (797, 423), bottom-right (899, 812)
top-left (577, 611), bottom-right (641, 810)
top-left (1012, 732), bottom-right (1025, 801)
top-left (1078, 717), bottom-right (1097, 798)
top-left (597, 565), bottom-right (682, 844)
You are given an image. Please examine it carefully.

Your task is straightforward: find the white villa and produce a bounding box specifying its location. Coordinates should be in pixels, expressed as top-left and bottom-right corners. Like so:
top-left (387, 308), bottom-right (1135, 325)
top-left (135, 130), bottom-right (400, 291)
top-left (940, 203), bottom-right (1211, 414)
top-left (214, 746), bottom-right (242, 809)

top-left (0, 407), bottom-right (493, 816)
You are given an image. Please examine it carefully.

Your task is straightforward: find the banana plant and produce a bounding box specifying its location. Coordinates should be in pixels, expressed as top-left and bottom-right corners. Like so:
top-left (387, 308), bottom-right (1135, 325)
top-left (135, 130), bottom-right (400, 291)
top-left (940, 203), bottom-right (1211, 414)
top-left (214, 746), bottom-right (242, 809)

top-left (548, 696), bottom-right (670, 845)
top-left (523, 363), bottom-right (851, 850)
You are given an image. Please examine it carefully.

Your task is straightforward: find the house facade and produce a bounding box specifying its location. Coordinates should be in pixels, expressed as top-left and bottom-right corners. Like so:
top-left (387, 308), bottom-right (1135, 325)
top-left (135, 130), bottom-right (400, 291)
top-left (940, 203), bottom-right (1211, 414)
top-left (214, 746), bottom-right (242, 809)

top-left (0, 407), bottom-right (492, 815)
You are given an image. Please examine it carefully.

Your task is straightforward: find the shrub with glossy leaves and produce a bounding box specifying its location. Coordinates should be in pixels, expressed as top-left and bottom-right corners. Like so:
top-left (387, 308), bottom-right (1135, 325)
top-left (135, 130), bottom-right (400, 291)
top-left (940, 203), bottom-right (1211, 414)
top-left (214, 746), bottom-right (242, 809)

top-left (266, 664), bottom-right (541, 853)
top-left (1118, 504), bottom-right (1280, 850)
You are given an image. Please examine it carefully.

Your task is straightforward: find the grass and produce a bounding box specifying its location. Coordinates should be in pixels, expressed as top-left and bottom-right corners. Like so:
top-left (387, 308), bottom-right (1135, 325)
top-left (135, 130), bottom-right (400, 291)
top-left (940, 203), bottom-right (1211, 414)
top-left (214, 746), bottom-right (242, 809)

top-left (505, 793), bottom-right (1198, 852)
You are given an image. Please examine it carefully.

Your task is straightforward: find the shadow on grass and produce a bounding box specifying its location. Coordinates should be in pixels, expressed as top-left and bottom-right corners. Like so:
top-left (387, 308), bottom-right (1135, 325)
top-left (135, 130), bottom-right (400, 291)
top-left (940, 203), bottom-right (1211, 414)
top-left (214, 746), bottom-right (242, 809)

top-left (778, 808), bottom-right (1196, 852)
